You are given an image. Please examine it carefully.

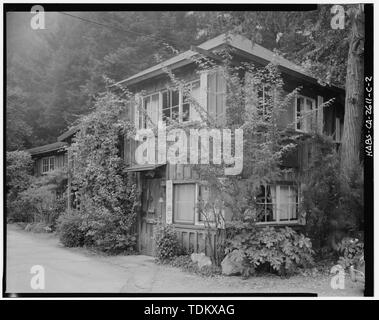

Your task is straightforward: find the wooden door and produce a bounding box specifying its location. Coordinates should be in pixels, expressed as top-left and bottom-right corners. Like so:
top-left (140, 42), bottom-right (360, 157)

top-left (140, 178), bottom-right (162, 256)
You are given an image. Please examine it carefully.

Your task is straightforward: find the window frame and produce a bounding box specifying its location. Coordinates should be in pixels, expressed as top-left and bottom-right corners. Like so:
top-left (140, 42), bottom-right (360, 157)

top-left (161, 79), bottom-right (201, 125)
top-left (294, 94), bottom-right (316, 133)
top-left (172, 182), bottom-right (197, 225)
top-left (256, 183), bottom-right (300, 225)
top-left (169, 180), bottom-right (225, 227)
top-left (42, 156), bottom-right (55, 173)
top-left (162, 89), bottom-right (180, 124)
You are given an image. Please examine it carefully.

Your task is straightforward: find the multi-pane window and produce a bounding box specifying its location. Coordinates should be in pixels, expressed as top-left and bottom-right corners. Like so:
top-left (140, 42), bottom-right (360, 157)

top-left (256, 184), bottom-right (299, 223)
top-left (173, 183), bottom-right (196, 224)
top-left (257, 85), bottom-right (268, 117)
top-left (42, 156), bottom-right (55, 173)
top-left (295, 95), bottom-right (316, 132)
top-left (162, 89), bottom-right (180, 123)
top-left (161, 80), bottom-right (201, 124)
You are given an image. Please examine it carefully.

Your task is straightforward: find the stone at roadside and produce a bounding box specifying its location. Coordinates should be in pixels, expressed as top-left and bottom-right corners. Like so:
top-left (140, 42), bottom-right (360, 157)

top-left (221, 250), bottom-right (245, 276)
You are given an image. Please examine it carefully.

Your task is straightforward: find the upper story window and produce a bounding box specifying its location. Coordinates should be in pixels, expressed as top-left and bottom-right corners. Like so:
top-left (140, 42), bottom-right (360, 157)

top-left (133, 72), bottom-right (226, 129)
top-left (162, 89), bottom-right (180, 123)
top-left (256, 184), bottom-right (299, 224)
top-left (42, 156), bottom-right (55, 173)
top-left (295, 95), bottom-right (316, 132)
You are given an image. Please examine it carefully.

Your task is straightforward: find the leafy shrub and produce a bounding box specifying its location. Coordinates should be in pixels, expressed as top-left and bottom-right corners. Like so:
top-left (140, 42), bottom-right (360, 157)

top-left (7, 167), bottom-right (68, 227)
top-left (226, 226), bottom-right (314, 276)
top-left (302, 134), bottom-right (363, 254)
top-left (18, 178), bottom-right (67, 227)
top-left (337, 237), bottom-right (364, 269)
top-left (6, 151), bottom-right (33, 197)
top-left (57, 214), bottom-right (87, 247)
top-left (82, 205), bottom-right (137, 254)
top-left (6, 151), bottom-right (34, 222)
top-left (67, 92), bottom-right (138, 254)
top-left (7, 196), bottom-right (35, 223)
top-left (155, 225), bottom-right (181, 262)
top-left (56, 179), bottom-right (138, 254)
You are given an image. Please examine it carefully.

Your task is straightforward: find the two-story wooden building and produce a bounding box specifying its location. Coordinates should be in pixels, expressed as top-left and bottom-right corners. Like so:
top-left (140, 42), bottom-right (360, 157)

top-left (114, 33), bottom-right (345, 256)
top-left (26, 33), bottom-right (345, 257)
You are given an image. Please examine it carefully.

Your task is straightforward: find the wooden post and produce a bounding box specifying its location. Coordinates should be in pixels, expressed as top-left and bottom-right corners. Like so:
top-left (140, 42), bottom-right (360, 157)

top-left (67, 148), bottom-right (72, 213)
top-left (317, 95), bottom-right (324, 134)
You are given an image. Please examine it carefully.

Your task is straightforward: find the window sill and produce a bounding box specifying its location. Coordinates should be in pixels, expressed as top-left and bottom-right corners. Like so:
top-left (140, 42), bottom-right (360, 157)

top-left (255, 220), bottom-right (301, 227)
top-left (41, 171), bottom-right (55, 175)
top-left (172, 223), bottom-right (202, 229)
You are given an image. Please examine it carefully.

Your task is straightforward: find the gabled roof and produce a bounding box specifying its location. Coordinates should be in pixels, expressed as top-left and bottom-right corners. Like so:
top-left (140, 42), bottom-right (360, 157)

top-left (57, 126), bottom-right (79, 142)
top-left (27, 141), bottom-right (68, 156)
top-left (115, 33), bottom-right (340, 90)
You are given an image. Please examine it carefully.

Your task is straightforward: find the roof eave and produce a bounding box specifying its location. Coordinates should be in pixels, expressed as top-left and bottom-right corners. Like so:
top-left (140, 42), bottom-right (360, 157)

top-left (114, 56), bottom-right (196, 88)
top-left (114, 46), bottom-right (344, 94)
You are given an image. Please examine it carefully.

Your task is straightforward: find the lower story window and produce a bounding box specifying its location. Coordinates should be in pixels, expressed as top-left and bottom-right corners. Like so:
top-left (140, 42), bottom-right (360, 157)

top-left (256, 184), bottom-right (299, 223)
top-left (173, 183), bottom-right (196, 224)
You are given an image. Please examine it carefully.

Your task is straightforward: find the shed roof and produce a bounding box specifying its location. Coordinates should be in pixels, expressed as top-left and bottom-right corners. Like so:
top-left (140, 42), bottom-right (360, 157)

top-left (27, 141), bottom-right (68, 156)
top-left (57, 126), bottom-right (79, 142)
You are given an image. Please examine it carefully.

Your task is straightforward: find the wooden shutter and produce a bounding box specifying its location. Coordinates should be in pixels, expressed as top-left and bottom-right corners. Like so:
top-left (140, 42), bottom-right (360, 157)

top-left (151, 93), bottom-right (159, 126)
top-left (158, 92), bottom-right (163, 124)
top-left (207, 71), bottom-right (217, 121)
top-left (134, 95), bottom-right (140, 130)
top-left (191, 72), bottom-right (208, 122)
top-left (317, 95), bottom-right (324, 134)
top-left (189, 81), bottom-right (201, 121)
top-left (207, 69), bottom-right (226, 125)
top-left (216, 71), bottom-right (226, 125)
top-left (166, 180), bottom-right (173, 224)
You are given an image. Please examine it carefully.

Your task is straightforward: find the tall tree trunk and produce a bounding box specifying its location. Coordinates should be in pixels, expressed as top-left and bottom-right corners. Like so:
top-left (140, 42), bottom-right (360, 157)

top-left (341, 5), bottom-right (365, 176)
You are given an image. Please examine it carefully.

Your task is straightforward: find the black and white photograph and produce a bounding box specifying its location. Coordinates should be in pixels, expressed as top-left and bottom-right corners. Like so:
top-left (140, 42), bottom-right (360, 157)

top-left (1, 2), bottom-right (375, 302)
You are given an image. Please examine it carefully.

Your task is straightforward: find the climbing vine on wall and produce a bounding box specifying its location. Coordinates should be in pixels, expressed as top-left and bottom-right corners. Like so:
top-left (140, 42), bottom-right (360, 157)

top-left (63, 89), bottom-right (139, 254)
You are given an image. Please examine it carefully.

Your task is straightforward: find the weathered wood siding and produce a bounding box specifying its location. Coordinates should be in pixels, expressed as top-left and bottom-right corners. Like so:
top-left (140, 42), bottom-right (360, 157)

top-left (124, 61), bottom-right (345, 257)
top-left (174, 226), bottom-right (216, 255)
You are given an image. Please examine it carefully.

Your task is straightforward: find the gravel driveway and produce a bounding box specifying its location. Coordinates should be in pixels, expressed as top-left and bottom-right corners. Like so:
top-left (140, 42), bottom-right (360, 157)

top-left (5, 224), bottom-right (364, 296)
